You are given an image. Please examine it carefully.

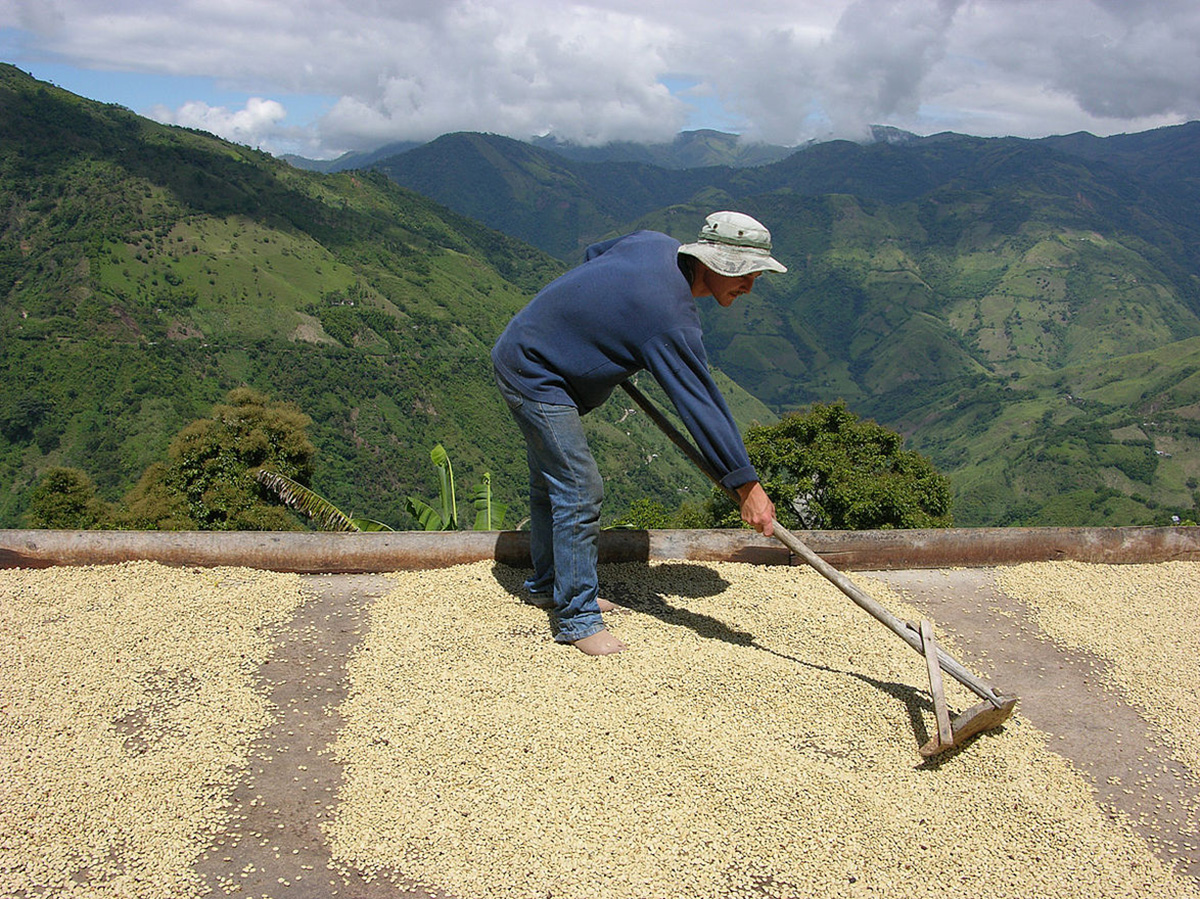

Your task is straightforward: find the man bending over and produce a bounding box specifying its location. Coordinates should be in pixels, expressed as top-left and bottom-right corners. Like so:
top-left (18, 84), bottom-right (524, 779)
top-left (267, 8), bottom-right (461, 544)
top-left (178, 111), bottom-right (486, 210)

top-left (492, 211), bottom-right (787, 654)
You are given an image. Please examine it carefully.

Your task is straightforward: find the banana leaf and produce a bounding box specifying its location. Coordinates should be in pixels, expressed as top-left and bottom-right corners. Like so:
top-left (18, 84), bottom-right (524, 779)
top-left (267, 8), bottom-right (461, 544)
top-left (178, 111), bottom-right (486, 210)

top-left (405, 495), bottom-right (450, 531)
top-left (429, 443), bottom-right (457, 529)
top-left (469, 472), bottom-right (507, 530)
top-left (255, 469), bottom-right (393, 532)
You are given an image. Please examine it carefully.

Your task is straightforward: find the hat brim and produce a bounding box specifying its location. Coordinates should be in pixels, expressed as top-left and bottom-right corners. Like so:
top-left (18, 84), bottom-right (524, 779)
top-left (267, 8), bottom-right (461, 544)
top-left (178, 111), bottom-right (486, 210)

top-left (679, 242), bottom-right (787, 277)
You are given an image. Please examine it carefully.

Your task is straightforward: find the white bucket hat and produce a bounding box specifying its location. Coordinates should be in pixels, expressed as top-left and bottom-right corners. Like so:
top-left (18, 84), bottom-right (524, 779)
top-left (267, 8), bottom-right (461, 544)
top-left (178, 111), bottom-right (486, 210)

top-left (678, 211), bottom-right (787, 277)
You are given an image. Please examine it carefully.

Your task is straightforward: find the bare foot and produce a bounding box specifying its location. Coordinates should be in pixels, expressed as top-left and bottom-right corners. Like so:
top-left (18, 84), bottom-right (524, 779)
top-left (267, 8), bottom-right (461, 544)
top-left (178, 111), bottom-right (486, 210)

top-left (597, 597), bottom-right (617, 613)
top-left (572, 629), bottom-right (627, 655)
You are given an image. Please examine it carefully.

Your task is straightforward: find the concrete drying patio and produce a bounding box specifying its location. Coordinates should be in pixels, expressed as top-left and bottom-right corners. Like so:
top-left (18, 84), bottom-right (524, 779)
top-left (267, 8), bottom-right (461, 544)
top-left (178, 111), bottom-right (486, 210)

top-left (2, 528), bottom-right (1198, 898)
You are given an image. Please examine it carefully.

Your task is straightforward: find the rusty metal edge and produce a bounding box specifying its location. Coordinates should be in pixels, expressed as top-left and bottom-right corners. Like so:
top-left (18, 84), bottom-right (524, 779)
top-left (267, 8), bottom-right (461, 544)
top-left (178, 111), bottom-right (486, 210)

top-left (2, 526), bottom-right (1199, 573)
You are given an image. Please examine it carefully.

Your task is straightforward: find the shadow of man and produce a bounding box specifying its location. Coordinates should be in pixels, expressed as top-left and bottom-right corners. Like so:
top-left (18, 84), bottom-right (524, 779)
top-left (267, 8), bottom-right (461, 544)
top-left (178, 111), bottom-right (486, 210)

top-left (491, 559), bottom-right (935, 751)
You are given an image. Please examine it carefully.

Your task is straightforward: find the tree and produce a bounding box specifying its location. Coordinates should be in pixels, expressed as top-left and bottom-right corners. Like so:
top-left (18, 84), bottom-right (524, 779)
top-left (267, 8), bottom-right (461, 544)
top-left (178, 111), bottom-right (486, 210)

top-left (726, 402), bottom-right (953, 530)
top-left (25, 467), bottom-right (111, 529)
top-left (613, 497), bottom-right (712, 529)
top-left (119, 388), bottom-right (316, 530)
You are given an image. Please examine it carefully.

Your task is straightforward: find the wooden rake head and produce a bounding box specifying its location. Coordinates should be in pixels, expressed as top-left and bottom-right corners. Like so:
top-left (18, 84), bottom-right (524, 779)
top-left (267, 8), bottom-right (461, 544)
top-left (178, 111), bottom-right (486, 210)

top-left (915, 619), bottom-right (1018, 758)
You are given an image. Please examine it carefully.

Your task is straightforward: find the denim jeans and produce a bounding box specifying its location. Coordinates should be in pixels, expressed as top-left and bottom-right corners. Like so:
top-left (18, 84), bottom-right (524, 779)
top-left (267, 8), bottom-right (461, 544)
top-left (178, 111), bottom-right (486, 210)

top-left (494, 367), bottom-right (605, 642)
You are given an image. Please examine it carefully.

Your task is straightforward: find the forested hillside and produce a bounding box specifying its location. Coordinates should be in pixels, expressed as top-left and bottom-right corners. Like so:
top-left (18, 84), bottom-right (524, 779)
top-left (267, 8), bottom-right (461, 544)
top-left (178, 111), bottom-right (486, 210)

top-left (366, 124), bottom-right (1200, 526)
top-left (5, 61), bottom-right (1200, 528)
top-left (0, 64), bottom-right (772, 529)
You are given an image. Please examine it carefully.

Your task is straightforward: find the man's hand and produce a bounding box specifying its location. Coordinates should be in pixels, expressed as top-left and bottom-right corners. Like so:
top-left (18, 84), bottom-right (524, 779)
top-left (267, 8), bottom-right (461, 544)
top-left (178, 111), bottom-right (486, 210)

top-left (735, 481), bottom-right (775, 537)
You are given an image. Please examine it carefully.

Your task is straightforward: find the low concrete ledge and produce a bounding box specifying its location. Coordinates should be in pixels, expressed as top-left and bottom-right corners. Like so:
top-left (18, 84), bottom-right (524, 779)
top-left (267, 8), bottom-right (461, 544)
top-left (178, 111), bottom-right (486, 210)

top-left (3, 526), bottom-right (1199, 573)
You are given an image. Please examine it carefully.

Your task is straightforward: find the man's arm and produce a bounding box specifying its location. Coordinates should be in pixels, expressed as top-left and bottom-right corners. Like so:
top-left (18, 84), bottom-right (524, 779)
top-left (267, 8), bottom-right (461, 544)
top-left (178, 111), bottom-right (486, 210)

top-left (641, 329), bottom-right (759, 489)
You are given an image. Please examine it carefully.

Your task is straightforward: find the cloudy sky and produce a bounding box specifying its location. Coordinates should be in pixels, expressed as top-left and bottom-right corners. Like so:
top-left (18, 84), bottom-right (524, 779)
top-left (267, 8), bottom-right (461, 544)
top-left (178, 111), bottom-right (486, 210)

top-left (3, 0), bottom-right (1199, 160)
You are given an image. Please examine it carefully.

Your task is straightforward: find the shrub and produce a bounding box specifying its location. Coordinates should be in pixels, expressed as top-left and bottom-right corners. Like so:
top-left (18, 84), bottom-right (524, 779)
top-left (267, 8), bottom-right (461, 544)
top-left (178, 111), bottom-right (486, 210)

top-left (731, 402), bottom-right (953, 530)
top-left (25, 467), bottom-right (111, 529)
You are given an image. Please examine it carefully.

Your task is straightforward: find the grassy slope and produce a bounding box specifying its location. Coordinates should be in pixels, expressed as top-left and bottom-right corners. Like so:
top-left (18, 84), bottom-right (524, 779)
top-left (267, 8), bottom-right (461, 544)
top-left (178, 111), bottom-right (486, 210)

top-left (687, 190), bottom-right (1200, 525)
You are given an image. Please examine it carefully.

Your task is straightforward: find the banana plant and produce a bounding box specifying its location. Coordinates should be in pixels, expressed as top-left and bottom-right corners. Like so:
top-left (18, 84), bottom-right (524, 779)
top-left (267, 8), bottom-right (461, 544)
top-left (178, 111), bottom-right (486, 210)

top-left (469, 471), bottom-right (508, 531)
top-left (254, 469), bottom-right (393, 531)
top-left (406, 445), bottom-right (508, 531)
top-left (405, 443), bottom-right (458, 530)
top-left (260, 446), bottom-right (506, 533)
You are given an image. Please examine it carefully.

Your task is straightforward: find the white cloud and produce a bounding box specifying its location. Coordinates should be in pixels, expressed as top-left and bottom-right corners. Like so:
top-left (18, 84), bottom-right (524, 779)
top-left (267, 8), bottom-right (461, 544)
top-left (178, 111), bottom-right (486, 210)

top-left (317, 3), bottom-right (684, 148)
top-left (946, 1), bottom-right (1200, 125)
top-left (5, 0), bottom-right (1200, 156)
top-left (150, 97), bottom-right (290, 150)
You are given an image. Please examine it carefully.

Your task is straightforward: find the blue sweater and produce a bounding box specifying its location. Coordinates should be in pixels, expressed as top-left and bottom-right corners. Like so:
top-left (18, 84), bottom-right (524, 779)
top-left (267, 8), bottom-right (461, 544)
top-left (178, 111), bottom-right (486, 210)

top-left (492, 230), bottom-right (757, 489)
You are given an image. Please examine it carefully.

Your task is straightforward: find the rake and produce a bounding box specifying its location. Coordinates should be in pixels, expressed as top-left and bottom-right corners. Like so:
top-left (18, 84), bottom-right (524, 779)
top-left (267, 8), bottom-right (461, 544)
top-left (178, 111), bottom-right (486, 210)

top-left (620, 381), bottom-right (1018, 757)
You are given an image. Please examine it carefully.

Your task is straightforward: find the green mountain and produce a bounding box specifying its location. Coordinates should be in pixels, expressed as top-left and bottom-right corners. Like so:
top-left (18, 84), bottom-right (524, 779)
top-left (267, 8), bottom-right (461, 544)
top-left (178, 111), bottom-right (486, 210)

top-left (528, 129), bottom-right (796, 169)
top-left (282, 140), bottom-right (424, 174)
top-left (365, 122), bottom-right (1200, 526)
top-left (0, 64), bottom-right (774, 529)
top-left (1040, 123), bottom-right (1200, 202)
top-left (5, 61), bottom-right (1199, 528)
top-left (368, 132), bottom-right (725, 259)
top-left (285, 128), bottom-right (796, 175)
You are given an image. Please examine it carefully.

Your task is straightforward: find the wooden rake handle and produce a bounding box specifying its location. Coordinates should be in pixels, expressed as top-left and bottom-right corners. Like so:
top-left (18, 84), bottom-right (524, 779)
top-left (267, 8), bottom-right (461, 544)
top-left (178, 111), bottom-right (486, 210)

top-left (619, 380), bottom-right (1007, 710)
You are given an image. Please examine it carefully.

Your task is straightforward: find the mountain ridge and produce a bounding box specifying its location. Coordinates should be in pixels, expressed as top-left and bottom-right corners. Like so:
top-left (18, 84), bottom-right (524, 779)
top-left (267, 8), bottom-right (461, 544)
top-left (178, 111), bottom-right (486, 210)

top-left (354, 114), bottom-right (1200, 524)
top-left (4, 62), bottom-right (1200, 527)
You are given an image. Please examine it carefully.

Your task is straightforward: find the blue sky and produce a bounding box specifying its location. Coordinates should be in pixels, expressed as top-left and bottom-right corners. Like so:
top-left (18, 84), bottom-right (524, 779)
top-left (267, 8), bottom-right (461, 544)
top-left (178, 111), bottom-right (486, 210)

top-left (3, 2), bottom-right (1199, 160)
top-left (11, 58), bottom-right (336, 130)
